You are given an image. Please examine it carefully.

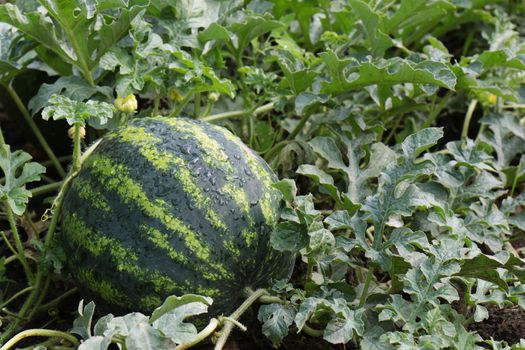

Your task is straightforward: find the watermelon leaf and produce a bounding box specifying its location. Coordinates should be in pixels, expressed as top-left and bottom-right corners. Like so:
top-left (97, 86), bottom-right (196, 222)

top-left (257, 303), bottom-right (296, 346)
top-left (77, 335), bottom-right (113, 350)
top-left (273, 179), bottom-right (297, 203)
top-left (75, 294), bottom-right (215, 348)
top-left (271, 221), bottom-right (309, 252)
top-left (0, 0), bottom-right (148, 80)
top-left (320, 52), bottom-right (457, 95)
top-left (29, 76), bottom-right (112, 116)
top-left (0, 25), bottom-right (36, 84)
top-left (41, 94), bottom-right (114, 128)
top-left (149, 294), bottom-right (212, 323)
top-left (72, 300), bottom-right (96, 339)
top-left (0, 144), bottom-right (45, 215)
top-left (125, 323), bottom-right (177, 350)
top-left (323, 305), bottom-right (365, 344)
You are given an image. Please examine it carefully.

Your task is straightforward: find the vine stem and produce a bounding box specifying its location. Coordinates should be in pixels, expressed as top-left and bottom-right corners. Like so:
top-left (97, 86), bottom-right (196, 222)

top-left (302, 324), bottom-right (323, 337)
top-left (359, 210), bottom-right (388, 306)
top-left (45, 140), bottom-right (101, 248)
top-left (193, 93), bottom-right (201, 119)
top-left (421, 90), bottom-right (454, 129)
top-left (510, 160), bottom-right (522, 197)
top-left (176, 318), bottom-right (219, 350)
top-left (264, 140), bottom-right (290, 165)
top-left (0, 286), bottom-right (34, 309)
top-left (358, 267), bottom-right (374, 307)
top-left (0, 141), bottom-right (101, 343)
top-left (461, 99), bottom-right (478, 140)
top-left (306, 259), bottom-right (314, 281)
top-left (1, 231), bottom-right (18, 261)
top-left (169, 93), bottom-right (194, 118)
top-left (41, 3), bottom-right (95, 88)
top-left (200, 101), bottom-right (213, 118)
top-left (153, 92), bottom-right (160, 116)
top-left (4, 255), bottom-right (17, 265)
top-left (220, 317), bottom-right (247, 332)
top-left (258, 295), bottom-right (286, 304)
top-left (30, 181), bottom-right (63, 197)
top-left (3, 83), bottom-right (66, 177)
top-left (214, 288), bottom-right (269, 350)
top-left (287, 113), bottom-right (313, 141)
top-left (203, 102), bottom-right (275, 123)
top-left (4, 203), bottom-right (34, 284)
top-left (0, 329), bottom-right (79, 350)
top-left (501, 104), bottom-right (525, 109)
top-left (35, 287), bottom-right (78, 314)
top-left (71, 124), bottom-right (82, 173)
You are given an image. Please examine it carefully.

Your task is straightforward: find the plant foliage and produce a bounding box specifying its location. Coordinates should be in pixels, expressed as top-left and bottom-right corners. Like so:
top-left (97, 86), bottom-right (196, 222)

top-left (1, 0), bottom-right (525, 349)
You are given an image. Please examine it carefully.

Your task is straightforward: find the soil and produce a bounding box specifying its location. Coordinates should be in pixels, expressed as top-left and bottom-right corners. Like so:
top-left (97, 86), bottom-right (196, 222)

top-left (470, 305), bottom-right (525, 345)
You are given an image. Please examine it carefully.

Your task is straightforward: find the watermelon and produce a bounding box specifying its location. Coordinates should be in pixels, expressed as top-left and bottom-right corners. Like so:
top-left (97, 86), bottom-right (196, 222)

top-left (59, 117), bottom-right (294, 315)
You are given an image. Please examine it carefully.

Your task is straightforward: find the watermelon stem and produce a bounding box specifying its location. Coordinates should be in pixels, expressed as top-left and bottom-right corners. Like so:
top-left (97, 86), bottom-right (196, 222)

top-left (193, 92), bottom-right (201, 118)
top-left (34, 287), bottom-right (78, 314)
top-left (219, 317), bottom-right (247, 332)
top-left (30, 181), bottom-right (64, 197)
top-left (258, 295), bottom-right (286, 304)
top-left (306, 259), bottom-right (314, 281)
top-left (71, 124), bottom-right (82, 173)
top-left (213, 288), bottom-right (269, 350)
top-left (169, 92), bottom-right (194, 118)
top-left (302, 324), bottom-right (324, 337)
top-left (153, 92), bottom-right (160, 116)
top-left (0, 329), bottom-right (79, 350)
top-left (3, 203), bottom-right (35, 284)
top-left (202, 101), bottom-right (275, 123)
top-left (358, 267), bottom-right (375, 308)
top-left (200, 99), bottom-right (214, 118)
top-left (2, 82), bottom-right (67, 178)
top-left (176, 318), bottom-right (219, 350)
top-left (0, 140), bottom-right (103, 342)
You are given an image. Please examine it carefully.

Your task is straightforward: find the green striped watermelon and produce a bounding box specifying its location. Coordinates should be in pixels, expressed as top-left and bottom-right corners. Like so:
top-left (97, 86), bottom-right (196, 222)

top-left (59, 117), bottom-right (294, 315)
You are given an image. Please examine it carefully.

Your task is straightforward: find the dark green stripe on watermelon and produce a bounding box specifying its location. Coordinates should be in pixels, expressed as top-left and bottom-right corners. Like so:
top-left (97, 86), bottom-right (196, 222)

top-left (62, 153), bottom-right (234, 311)
top-left (60, 117), bottom-right (294, 315)
top-left (135, 118), bottom-right (283, 273)
top-left (62, 161), bottom-right (236, 312)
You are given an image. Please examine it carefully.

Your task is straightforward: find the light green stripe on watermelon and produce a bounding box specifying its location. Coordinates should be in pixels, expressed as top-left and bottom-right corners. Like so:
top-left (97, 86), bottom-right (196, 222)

top-left (139, 225), bottom-right (189, 265)
top-left (221, 182), bottom-right (253, 223)
top-left (65, 177), bottom-right (219, 283)
top-left (139, 225), bottom-right (220, 282)
top-left (210, 126), bottom-right (280, 225)
top-left (62, 211), bottom-right (139, 260)
top-left (70, 177), bottom-right (111, 212)
top-left (160, 119), bottom-right (256, 222)
top-left (162, 118), bottom-right (234, 173)
top-left (62, 212), bottom-right (180, 294)
top-left (115, 125), bottom-right (229, 233)
top-left (77, 268), bottom-right (131, 308)
top-left (86, 154), bottom-right (233, 281)
top-left (241, 228), bottom-right (257, 247)
top-left (224, 240), bottom-right (241, 258)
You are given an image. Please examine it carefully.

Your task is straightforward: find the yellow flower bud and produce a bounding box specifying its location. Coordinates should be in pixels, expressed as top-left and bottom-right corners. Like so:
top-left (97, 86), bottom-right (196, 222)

top-left (487, 93), bottom-right (497, 105)
top-left (68, 126), bottom-right (86, 139)
top-left (208, 92), bottom-right (220, 103)
top-left (168, 88), bottom-right (184, 102)
top-left (115, 94), bottom-right (138, 113)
